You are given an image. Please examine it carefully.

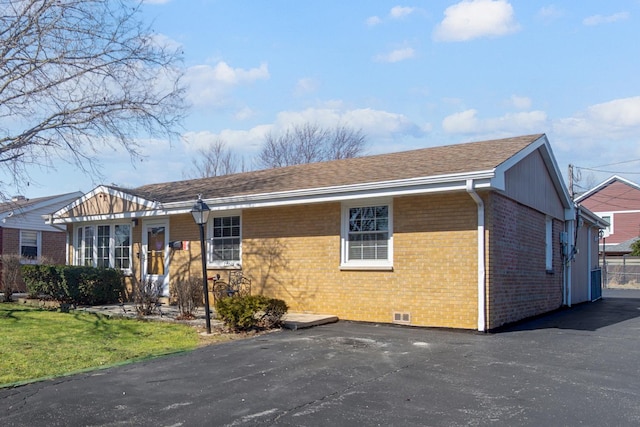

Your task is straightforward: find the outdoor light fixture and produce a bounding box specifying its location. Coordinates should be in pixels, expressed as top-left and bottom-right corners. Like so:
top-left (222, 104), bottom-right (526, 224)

top-left (191, 194), bottom-right (212, 334)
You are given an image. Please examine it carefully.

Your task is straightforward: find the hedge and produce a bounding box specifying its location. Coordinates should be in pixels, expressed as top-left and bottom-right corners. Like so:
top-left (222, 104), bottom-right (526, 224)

top-left (215, 295), bottom-right (288, 331)
top-left (21, 265), bottom-right (124, 305)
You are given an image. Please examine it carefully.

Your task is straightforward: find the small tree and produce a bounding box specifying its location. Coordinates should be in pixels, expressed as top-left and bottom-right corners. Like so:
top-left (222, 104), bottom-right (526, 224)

top-left (630, 239), bottom-right (640, 256)
top-left (171, 277), bottom-right (203, 320)
top-left (0, 254), bottom-right (22, 302)
top-left (183, 138), bottom-right (240, 179)
top-left (257, 123), bottom-right (366, 169)
top-left (133, 277), bottom-right (163, 316)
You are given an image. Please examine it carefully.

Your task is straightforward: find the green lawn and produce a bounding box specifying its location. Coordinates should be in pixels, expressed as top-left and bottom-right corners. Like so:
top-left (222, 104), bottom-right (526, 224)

top-left (0, 304), bottom-right (199, 386)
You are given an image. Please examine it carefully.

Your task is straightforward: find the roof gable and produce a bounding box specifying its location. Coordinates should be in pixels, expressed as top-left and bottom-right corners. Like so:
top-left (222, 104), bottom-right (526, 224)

top-left (576, 175), bottom-right (640, 212)
top-left (55, 186), bottom-right (158, 220)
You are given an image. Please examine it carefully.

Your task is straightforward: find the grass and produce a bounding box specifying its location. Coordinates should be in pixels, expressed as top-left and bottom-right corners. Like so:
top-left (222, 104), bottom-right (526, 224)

top-left (0, 304), bottom-right (201, 386)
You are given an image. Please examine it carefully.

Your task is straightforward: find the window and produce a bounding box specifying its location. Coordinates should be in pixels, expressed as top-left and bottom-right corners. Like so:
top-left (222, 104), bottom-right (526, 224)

top-left (208, 215), bottom-right (241, 266)
top-left (77, 226), bottom-right (95, 266)
top-left (20, 230), bottom-right (39, 261)
top-left (600, 214), bottom-right (612, 238)
top-left (114, 225), bottom-right (131, 270)
top-left (341, 202), bottom-right (393, 269)
top-left (75, 224), bottom-right (131, 272)
top-left (97, 225), bottom-right (110, 268)
top-left (545, 217), bottom-right (553, 271)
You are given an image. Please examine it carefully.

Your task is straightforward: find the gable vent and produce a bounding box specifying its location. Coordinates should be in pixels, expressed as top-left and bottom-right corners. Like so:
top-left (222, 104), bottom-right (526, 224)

top-left (393, 312), bottom-right (411, 324)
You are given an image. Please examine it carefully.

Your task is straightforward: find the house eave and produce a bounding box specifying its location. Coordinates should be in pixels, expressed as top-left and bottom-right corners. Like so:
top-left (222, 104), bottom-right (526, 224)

top-left (162, 169), bottom-right (499, 213)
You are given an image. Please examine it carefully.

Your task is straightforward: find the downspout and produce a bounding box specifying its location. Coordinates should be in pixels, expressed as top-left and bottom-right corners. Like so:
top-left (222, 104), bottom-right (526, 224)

top-left (565, 209), bottom-right (577, 307)
top-left (466, 179), bottom-right (486, 332)
top-left (565, 219), bottom-right (573, 307)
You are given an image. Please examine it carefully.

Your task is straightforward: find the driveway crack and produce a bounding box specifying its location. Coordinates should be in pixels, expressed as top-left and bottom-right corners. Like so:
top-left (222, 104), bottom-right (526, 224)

top-left (269, 364), bottom-right (412, 424)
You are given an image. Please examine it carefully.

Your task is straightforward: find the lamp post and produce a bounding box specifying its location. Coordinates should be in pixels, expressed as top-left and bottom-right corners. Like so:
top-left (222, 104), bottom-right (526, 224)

top-left (191, 195), bottom-right (212, 334)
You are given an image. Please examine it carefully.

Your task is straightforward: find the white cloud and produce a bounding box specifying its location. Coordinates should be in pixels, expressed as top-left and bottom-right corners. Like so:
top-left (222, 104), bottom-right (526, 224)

top-left (537, 6), bottom-right (563, 22)
top-left (442, 109), bottom-right (548, 134)
top-left (184, 61), bottom-right (269, 107)
top-left (374, 47), bottom-right (415, 63)
top-left (390, 6), bottom-right (416, 19)
top-left (234, 106), bottom-right (255, 121)
top-left (366, 15), bottom-right (382, 27)
top-left (182, 127), bottom-right (270, 154)
top-left (142, 0), bottom-right (172, 4)
top-left (433, 0), bottom-right (520, 42)
top-left (293, 77), bottom-right (320, 97)
top-left (274, 107), bottom-right (429, 139)
top-left (583, 12), bottom-right (629, 26)
top-left (509, 95), bottom-right (532, 110)
top-left (554, 96), bottom-right (640, 139)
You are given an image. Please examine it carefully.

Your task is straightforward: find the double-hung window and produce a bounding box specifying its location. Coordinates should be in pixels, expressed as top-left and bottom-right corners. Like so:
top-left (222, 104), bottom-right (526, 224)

top-left (208, 214), bottom-right (241, 267)
top-left (75, 224), bottom-right (131, 272)
top-left (20, 230), bottom-right (40, 262)
top-left (341, 202), bottom-right (393, 270)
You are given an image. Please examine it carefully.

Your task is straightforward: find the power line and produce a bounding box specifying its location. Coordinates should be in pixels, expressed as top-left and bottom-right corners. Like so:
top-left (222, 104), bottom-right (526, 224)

top-left (589, 159), bottom-right (640, 169)
top-left (577, 167), bottom-right (640, 175)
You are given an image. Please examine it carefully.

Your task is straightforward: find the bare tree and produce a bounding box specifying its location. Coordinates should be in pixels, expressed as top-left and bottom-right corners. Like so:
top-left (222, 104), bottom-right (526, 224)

top-left (0, 0), bottom-right (186, 193)
top-left (257, 123), bottom-right (366, 169)
top-left (183, 138), bottom-right (240, 179)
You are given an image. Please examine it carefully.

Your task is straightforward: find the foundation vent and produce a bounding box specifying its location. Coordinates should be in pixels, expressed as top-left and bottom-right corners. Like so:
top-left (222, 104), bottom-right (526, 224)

top-left (393, 312), bottom-right (411, 324)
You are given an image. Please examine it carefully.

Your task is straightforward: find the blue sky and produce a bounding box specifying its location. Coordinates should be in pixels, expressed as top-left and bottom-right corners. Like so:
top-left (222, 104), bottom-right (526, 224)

top-left (15, 0), bottom-right (640, 198)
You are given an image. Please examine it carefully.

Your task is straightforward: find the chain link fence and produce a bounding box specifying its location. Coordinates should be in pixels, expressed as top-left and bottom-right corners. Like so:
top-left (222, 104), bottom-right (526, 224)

top-left (604, 256), bottom-right (640, 287)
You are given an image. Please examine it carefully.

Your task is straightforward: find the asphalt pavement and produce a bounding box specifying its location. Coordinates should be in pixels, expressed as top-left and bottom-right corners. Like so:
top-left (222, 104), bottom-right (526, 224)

top-left (1, 289), bottom-right (639, 426)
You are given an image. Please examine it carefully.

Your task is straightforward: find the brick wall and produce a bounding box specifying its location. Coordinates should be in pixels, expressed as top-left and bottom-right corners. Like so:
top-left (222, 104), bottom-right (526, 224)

top-left (77, 190), bottom-right (565, 330)
top-left (485, 192), bottom-right (563, 329)
top-left (41, 230), bottom-right (67, 264)
top-left (237, 193), bottom-right (479, 329)
top-left (0, 228), bottom-right (67, 292)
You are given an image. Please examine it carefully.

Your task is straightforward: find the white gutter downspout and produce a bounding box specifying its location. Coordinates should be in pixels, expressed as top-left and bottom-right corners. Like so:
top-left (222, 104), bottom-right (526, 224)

top-left (466, 179), bottom-right (486, 332)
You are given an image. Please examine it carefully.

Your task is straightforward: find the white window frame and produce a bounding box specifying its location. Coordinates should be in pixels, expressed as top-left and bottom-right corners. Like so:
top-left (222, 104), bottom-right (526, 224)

top-left (74, 223), bottom-right (132, 274)
top-left (597, 212), bottom-right (613, 238)
top-left (20, 230), bottom-right (41, 264)
top-left (340, 199), bottom-right (393, 270)
top-left (207, 212), bottom-right (242, 268)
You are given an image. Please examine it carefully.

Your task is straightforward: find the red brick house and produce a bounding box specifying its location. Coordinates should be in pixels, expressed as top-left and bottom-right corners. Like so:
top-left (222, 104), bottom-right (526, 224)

top-left (1, 192), bottom-right (83, 291)
top-left (51, 134), bottom-right (599, 330)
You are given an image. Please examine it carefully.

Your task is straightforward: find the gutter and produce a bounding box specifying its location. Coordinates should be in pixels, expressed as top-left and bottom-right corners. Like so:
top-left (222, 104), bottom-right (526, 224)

top-left (466, 179), bottom-right (486, 332)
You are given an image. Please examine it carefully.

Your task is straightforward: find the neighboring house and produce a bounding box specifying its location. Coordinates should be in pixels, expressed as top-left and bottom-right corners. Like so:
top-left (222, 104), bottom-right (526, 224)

top-left (50, 134), bottom-right (600, 331)
top-left (0, 192), bottom-right (83, 291)
top-left (575, 175), bottom-right (640, 250)
top-left (575, 175), bottom-right (640, 286)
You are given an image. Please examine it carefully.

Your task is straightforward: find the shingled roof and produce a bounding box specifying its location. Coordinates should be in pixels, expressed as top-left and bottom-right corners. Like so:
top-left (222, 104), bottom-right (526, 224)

top-left (112, 134), bottom-right (545, 204)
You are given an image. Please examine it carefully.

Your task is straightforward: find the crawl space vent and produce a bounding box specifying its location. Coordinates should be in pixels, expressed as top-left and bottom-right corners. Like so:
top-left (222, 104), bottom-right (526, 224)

top-left (393, 312), bottom-right (411, 324)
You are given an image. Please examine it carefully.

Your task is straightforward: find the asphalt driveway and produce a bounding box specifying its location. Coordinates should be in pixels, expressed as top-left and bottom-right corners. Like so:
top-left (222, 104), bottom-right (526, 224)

top-left (2, 289), bottom-right (639, 426)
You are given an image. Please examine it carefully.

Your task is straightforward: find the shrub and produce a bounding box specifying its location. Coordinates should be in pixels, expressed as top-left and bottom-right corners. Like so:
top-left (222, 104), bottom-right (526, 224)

top-left (133, 277), bottom-right (163, 316)
top-left (0, 254), bottom-right (22, 302)
top-left (215, 295), bottom-right (288, 331)
top-left (171, 277), bottom-right (203, 320)
top-left (22, 264), bottom-right (64, 300)
top-left (21, 264), bottom-right (124, 305)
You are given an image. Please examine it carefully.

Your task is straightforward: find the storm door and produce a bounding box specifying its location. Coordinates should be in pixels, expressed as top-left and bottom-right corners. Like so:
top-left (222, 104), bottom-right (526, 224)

top-left (142, 220), bottom-right (170, 296)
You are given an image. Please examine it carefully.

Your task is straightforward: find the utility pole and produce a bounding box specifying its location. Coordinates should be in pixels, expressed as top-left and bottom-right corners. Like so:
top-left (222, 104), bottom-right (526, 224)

top-left (568, 164), bottom-right (574, 199)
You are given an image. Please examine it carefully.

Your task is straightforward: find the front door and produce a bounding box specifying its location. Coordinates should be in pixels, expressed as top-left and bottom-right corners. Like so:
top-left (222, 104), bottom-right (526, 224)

top-left (142, 220), bottom-right (170, 296)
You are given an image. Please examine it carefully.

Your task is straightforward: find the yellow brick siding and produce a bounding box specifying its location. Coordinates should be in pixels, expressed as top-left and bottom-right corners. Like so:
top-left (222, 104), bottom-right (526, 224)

top-left (61, 194), bottom-right (481, 329)
top-left (238, 194), bottom-right (479, 329)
